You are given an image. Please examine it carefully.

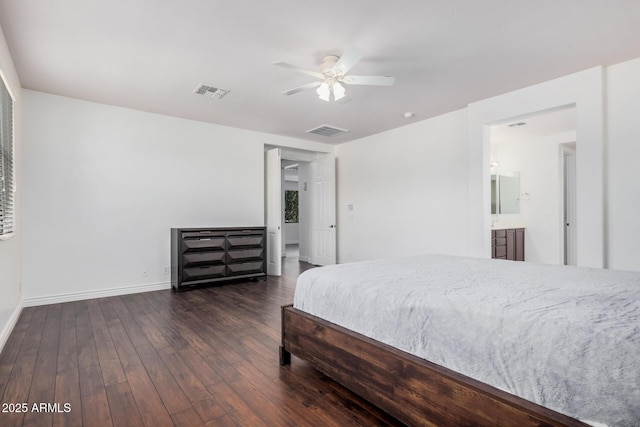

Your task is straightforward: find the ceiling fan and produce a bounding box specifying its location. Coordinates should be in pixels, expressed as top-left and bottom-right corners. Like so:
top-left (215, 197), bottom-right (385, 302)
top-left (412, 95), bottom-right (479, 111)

top-left (274, 46), bottom-right (395, 102)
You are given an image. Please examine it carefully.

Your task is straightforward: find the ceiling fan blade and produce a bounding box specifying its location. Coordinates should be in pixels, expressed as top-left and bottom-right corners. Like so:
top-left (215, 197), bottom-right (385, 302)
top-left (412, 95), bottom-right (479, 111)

top-left (273, 61), bottom-right (324, 79)
top-left (333, 46), bottom-right (365, 75)
top-left (342, 75), bottom-right (395, 86)
top-left (281, 81), bottom-right (322, 96)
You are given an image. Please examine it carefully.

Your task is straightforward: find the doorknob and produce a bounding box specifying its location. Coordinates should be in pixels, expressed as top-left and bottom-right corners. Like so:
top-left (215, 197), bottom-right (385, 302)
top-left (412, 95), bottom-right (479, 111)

top-left (329, 225), bottom-right (335, 228)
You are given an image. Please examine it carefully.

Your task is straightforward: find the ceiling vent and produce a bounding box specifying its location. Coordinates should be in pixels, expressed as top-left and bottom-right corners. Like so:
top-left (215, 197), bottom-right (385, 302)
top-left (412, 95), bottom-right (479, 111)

top-left (193, 84), bottom-right (230, 99)
top-left (306, 124), bottom-right (349, 137)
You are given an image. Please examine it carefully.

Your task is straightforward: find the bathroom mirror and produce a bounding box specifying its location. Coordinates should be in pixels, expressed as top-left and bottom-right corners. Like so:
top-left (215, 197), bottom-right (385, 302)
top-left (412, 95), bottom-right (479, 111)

top-left (491, 172), bottom-right (520, 214)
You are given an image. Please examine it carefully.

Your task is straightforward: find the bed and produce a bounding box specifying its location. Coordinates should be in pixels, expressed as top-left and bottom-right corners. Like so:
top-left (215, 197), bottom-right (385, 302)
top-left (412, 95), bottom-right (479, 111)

top-left (279, 254), bottom-right (640, 427)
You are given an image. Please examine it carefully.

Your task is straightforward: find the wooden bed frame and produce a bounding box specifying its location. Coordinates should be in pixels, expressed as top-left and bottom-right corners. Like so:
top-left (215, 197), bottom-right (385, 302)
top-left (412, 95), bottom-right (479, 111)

top-left (280, 304), bottom-right (589, 427)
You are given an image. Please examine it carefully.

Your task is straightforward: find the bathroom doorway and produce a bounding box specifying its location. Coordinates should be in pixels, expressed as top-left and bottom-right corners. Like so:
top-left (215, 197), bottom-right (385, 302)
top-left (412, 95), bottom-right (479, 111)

top-left (489, 106), bottom-right (577, 264)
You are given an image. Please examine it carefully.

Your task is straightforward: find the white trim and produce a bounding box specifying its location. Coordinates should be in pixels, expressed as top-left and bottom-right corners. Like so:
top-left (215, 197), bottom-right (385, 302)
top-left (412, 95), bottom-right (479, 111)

top-left (23, 281), bottom-right (171, 307)
top-left (279, 147), bottom-right (328, 162)
top-left (299, 255), bottom-right (311, 263)
top-left (0, 299), bottom-right (23, 353)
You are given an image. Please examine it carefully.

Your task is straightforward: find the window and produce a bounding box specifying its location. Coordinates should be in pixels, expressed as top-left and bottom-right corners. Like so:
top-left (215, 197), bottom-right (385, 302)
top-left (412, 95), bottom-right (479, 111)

top-left (0, 74), bottom-right (15, 238)
top-left (284, 190), bottom-right (299, 223)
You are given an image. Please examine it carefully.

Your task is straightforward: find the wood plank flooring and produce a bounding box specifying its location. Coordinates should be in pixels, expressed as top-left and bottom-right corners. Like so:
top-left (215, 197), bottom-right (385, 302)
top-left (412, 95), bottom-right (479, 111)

top-left (0, 256), bottom-right (403, 426)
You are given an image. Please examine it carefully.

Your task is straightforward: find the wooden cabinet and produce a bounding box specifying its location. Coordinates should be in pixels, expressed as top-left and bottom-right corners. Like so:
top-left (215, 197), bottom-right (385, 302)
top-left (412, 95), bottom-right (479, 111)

top-left (171, 227), bottom-right (266, 291)
top-left (491, 228), bottom-right (525, 261)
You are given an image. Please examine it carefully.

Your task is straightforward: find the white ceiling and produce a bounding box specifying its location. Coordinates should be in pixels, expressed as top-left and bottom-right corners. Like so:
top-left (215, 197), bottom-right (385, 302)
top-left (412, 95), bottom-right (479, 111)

top-left (2, 1), bottom-right (640, 145)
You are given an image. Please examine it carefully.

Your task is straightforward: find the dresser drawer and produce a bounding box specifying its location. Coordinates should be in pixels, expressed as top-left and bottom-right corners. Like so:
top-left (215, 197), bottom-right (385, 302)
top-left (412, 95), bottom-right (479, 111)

top-left (181, 230), bottom-right (226, 239)
top-left (226, 248), bottom-right (264, 263)
top-left (227, 261), bottom-right (265, 276)
top-left (183, 251), bottom-right (225, 267)
top-left (226, 235), bottom-right (264, 249)
top-left (495, 237), bottom-right (507, 246)
top-left (495, 245), bottom-right (507, 258)
top-left (182, 237), bottom-right (226, 252)
top-left (183, 265), bottom-right (226, 282)
top-left (227, 229), bottom-right (264, 236)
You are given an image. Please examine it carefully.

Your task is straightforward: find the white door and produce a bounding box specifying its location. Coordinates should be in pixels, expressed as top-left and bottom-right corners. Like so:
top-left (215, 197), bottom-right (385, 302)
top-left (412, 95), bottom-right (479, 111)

top-left (310, 154), bottom-right (336, 265)
top-left (563, 147), bottom-right (577, 265)
top-left (266, 148), bottom-right (282, 275)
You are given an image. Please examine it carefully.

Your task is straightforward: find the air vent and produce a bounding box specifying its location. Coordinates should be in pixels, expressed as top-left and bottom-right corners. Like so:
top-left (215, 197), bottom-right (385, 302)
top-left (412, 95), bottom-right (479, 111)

top-left (193, 84), bottom-right (230, 99)
top-left (508, 121), bottom-right (527, 127)
top-left (306, 124), bottom-right (349, 137)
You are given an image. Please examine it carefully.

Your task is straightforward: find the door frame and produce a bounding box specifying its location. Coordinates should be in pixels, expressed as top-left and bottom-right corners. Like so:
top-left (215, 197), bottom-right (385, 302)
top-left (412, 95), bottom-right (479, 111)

top-left (265, 146), bottom-right (337, 269)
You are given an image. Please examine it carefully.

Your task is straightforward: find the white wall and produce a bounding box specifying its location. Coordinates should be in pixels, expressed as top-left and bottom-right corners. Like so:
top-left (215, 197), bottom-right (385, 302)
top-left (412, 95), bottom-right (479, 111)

top-left (335, 109), bottom-right (469, 262)
top-left (20, 90), bottom-right (312, 304)
top-left (0, 24), bottom-right (23, 351)
top-left (606, 57), bottom-right (640, 271)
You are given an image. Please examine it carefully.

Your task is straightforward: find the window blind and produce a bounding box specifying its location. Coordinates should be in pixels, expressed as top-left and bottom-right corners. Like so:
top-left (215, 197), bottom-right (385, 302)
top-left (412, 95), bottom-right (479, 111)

top-left (0, 75), bottom-right (14, 237)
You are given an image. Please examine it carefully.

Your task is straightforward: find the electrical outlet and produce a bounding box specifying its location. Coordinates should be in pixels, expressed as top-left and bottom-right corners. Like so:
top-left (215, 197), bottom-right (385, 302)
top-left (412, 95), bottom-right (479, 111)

top-left (163, 266), bottom-right (170, 275)
top-left (142, 268), bottom-right (148, 277)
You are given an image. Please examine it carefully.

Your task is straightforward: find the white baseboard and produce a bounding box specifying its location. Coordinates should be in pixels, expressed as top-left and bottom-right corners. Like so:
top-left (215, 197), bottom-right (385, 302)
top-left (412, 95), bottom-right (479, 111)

top-left (23, 281), bottom-right (172, 307)
top-left (0, 300), bottom-right (24, 354)
top-left (299, 255), bottom-right (311, 263)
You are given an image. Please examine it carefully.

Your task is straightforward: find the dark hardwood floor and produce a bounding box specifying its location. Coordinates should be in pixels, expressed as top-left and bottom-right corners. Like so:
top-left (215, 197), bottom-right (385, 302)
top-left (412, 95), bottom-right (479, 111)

top-left (0, 255), bottom-right (403, 426)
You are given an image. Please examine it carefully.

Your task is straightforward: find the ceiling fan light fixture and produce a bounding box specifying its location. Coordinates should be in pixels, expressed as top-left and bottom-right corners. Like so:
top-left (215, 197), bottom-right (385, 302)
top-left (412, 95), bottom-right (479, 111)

top-left (333, 82), bottom-right (346, 101)
top-left (275, 46), bottom-right (394, 102)
top-left (317, 82), bottom-right (331, 102)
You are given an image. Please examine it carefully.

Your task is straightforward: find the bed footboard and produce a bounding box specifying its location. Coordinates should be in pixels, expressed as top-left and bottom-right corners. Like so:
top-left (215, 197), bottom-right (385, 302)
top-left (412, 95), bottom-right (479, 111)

top-left (280, 304), bottom-right (587, 427)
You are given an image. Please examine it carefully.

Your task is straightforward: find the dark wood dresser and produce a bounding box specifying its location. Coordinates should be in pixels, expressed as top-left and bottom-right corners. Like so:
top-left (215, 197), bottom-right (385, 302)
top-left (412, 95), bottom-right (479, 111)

top-left (491, 228), bottom-right (525, 261)
top-left (171, 227), bottom-right (266, 291)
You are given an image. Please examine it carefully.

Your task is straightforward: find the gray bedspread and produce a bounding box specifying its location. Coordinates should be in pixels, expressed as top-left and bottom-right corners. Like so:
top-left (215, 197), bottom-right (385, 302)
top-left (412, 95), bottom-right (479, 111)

top-left (293, 254), bottom-right (640, 426)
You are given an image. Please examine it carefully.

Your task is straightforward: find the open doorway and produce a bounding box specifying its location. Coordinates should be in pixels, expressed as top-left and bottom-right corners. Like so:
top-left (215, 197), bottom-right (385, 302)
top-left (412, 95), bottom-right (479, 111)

top-left (489, 106), bottom-right (576, 265)
top-left (265, 147), bottom-right (336, 276)
top-left (281, 160), bottom-right (307, 262)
